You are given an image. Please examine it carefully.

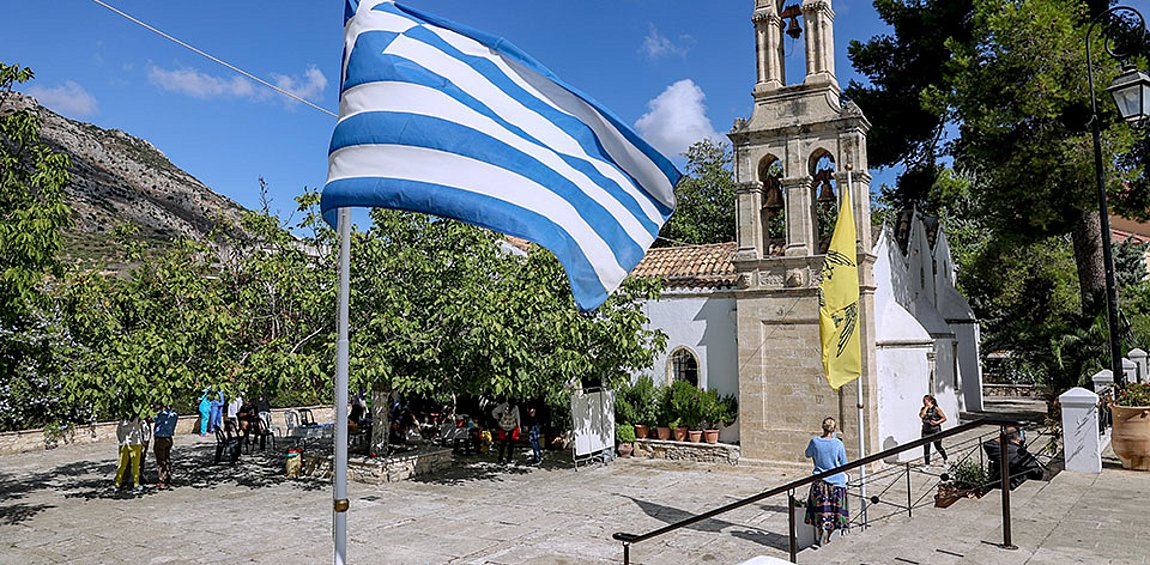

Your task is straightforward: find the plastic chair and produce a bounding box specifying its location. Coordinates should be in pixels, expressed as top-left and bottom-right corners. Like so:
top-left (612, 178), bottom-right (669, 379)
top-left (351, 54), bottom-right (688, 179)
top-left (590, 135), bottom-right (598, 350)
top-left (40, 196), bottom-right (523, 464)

top-left (298, 408), bottom-right (317, 427)
top-left (284, 409), bottom-right (301, 434)
top-left (214, 426), bottom-right (241, 464)
top-left (254, 411), bottom-right (278, 452)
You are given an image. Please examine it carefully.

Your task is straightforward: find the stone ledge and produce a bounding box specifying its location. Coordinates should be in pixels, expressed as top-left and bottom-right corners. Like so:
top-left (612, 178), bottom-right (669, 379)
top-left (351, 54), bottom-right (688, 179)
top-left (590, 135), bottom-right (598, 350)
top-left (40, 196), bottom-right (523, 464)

top-left (301, 448), bottom-right (454, 484)
top-left (632, 438), bottom-right (740, 465)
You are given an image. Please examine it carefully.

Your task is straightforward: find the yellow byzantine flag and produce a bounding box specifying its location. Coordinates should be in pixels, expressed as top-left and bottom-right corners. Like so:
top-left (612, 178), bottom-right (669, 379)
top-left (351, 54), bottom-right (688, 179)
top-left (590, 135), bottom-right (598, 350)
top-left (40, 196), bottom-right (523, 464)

top-left (818, 180), bottom-right (861, 390)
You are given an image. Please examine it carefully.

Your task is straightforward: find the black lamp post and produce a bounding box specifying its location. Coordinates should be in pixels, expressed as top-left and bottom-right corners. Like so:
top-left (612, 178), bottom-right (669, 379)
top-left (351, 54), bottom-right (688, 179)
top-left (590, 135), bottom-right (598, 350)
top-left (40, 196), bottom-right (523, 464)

top-left (1086, 6), bottom-right (1150, 388)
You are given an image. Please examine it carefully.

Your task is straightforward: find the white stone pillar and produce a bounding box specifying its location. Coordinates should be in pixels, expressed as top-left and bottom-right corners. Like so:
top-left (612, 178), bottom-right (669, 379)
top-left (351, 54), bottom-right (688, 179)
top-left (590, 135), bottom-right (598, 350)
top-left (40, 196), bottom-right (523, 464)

top-left (1091, 369), bottom-right (1114, 393)
top-left (1129, 348), bottom-right (1148, 383)
top-left (1059, 387), bottom-right (1102, 474)
top-left (1123, 358), bottom-right (1138, 386)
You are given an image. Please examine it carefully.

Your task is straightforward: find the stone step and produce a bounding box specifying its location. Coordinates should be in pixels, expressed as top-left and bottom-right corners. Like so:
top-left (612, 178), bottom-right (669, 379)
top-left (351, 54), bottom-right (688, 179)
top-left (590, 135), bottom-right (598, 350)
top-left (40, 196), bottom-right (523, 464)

top-left (797, 477), bottom-right (1052, 564)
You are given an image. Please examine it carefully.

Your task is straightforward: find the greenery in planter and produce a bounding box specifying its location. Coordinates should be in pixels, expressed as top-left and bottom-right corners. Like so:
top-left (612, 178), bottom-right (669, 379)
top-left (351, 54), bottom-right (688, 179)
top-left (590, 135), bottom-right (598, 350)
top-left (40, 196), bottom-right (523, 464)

top-left (658, 384), bottom-right (674, 427)
top-left (700, 388), bottom-right (721, 429)
top-left (950, 458), bottom-right (989, 491)
top-left (718, 393), bottom-right (738, 427)
top-left (615, 423), bottom-right (636, 444)
top-left (615, 388), bottom-right (639, 426)
top-left (1116, 383), bottom-right (1150, 407)
top-left (615, 375), bottom-right (658, 427)
top-left (670, 380), bottom-right (703, 429)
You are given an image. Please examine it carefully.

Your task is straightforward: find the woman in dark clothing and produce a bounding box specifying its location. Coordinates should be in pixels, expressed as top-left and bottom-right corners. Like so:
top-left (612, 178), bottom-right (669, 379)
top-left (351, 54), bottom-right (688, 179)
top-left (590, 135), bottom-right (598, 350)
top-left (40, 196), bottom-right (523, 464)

top-left (919, 394), bottom-right (948, 467)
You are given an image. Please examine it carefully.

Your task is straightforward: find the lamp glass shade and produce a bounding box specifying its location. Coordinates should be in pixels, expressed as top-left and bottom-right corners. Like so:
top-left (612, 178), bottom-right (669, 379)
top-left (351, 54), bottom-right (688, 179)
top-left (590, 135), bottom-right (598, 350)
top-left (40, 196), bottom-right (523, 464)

top-left (1107, 68), bottom-right (1150, 124)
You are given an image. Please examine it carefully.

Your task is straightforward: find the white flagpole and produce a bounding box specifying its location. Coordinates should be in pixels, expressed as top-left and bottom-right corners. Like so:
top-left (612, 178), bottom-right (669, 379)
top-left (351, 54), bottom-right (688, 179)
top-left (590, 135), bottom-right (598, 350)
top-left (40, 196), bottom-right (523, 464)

top-left (334, 207), bottom-right (351, 564)
top-left (846, 166), bottom-right (869, 529)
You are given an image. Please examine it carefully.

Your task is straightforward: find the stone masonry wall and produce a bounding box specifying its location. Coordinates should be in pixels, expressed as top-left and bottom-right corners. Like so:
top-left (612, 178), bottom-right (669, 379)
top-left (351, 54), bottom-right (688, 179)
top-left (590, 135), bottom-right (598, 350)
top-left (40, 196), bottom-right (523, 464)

top-left (0, 405), bottom-right (334, 456)
top-left (632, 439), bottom-right (740, 465)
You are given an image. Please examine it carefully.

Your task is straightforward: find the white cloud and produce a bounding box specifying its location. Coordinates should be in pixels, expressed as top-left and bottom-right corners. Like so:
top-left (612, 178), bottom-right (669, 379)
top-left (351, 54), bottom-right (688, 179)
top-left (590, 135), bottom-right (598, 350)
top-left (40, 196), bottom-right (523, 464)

top-left (148, 65), bottom-right (256, 99)
top-left (640, 24), bottom-right (690, 60)
top-left (25, 81), bottom-right (99, 118)
top-left (271, 65), bottom-right (328, 106)
top-left (147, 64), bottom-right (327, 106)
top-left (635, 79), bottom-right (720, 159)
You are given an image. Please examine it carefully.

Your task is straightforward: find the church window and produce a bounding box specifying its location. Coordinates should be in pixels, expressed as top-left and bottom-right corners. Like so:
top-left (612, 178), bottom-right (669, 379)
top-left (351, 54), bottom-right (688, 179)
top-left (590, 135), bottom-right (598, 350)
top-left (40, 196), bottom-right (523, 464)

top-left (670, 348), bottom-right (700, 387)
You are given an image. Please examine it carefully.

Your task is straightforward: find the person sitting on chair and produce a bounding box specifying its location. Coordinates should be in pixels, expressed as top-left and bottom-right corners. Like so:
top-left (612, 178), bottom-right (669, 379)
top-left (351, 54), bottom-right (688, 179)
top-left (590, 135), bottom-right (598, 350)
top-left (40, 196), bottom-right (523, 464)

top-left (983, 426), bottom-right (1045, 490)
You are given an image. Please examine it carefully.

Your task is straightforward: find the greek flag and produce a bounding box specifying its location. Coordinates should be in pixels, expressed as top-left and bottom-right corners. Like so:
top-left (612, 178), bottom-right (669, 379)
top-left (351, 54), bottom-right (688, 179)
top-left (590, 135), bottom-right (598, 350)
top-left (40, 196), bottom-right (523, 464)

top-left (322, 0), bottom-right (680, 311)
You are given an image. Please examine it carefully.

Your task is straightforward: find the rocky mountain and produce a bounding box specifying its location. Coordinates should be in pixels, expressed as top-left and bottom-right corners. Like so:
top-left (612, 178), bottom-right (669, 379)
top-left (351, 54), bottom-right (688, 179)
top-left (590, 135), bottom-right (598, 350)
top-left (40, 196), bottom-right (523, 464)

top-left (4, 93), bottom-right (250, 264)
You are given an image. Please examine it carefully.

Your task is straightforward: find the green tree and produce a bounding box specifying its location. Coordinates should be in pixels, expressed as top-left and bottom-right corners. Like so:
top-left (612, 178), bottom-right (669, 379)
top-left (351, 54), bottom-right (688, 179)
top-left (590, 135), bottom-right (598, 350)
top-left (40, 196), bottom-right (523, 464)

top-left (657, 139), bottom-right (735, 246)
top-left (0, 63), bottom-right (77, 431)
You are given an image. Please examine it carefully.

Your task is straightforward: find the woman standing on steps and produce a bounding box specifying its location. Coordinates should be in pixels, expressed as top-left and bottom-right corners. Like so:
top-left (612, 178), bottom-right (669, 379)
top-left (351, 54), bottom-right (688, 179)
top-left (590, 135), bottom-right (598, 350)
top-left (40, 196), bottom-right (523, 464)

top-left (804, 416), bottom-right (850, 547)
top-left (920, 394), bottom-right (948, 467)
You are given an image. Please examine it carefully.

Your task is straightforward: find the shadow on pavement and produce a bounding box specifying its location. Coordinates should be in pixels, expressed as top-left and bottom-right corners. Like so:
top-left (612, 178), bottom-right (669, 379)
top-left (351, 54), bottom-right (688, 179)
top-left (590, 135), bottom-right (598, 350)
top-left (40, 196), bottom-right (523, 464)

top-left (0, 440), bottom-right (325, 524)
top-left (616, 495), bottom-right (791, 552)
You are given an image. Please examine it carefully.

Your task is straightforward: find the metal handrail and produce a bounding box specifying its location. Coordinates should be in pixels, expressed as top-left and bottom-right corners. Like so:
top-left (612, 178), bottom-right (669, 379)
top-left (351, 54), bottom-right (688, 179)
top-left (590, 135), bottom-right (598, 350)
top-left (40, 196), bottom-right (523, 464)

top-left (613, 416), bottom-right (1028, 564)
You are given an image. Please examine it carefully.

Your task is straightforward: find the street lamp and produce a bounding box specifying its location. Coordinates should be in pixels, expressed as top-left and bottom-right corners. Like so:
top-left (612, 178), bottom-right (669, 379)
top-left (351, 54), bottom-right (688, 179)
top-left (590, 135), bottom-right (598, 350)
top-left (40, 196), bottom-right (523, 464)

top-left (1086, 5), bottom-right (1148, 388)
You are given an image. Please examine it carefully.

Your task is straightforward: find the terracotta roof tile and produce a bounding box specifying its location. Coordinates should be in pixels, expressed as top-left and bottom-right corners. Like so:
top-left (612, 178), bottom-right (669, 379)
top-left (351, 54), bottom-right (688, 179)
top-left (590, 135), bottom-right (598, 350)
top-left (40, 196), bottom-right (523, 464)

top-left (630, 242), bottom-right (739, 289)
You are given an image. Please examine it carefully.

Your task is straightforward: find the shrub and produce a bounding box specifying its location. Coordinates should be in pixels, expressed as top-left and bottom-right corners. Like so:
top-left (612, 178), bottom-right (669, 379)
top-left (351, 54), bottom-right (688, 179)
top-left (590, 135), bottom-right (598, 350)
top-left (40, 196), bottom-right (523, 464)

top-left (615, 423), bottom-right (636, 443)
top-left (718, 393), bottom-right (739, 427)
top-left (700, 388), bottom-right (720, 429)
top-left (670, 380), bottom-right (703, 429)
top-left (1116, 383), bottom-right (1150, 407)
top-left (950, 459), bottom-right (988, 490)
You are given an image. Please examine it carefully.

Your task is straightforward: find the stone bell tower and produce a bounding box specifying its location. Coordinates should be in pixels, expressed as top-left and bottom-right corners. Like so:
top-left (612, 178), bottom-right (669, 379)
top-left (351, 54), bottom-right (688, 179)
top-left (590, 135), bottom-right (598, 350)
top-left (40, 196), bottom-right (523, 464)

top-left (728, 0), bottom-right (879, 463)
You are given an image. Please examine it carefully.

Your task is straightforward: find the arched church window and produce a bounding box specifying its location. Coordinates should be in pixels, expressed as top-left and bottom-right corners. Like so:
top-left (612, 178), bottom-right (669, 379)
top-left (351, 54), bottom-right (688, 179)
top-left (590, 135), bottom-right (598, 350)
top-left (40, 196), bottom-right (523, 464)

top-left (669, 348), bottom-right (699, 387)
top-left (759, 156), bottom-right (786, 256)
top-left (810, 151), bottom-right (837, 254)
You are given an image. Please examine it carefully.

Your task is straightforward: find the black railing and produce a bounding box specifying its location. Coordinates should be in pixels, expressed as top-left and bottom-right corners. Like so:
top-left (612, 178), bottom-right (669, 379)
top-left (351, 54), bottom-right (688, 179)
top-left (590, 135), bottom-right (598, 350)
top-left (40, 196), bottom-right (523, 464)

top-left (613, 416), bottom-right (1029, 564)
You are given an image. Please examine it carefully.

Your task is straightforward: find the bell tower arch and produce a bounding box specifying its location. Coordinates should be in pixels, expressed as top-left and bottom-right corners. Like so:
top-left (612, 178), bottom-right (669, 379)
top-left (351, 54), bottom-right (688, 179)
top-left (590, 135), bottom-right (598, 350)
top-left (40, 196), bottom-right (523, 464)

top-left (729, 0), bottom-right (879, 463)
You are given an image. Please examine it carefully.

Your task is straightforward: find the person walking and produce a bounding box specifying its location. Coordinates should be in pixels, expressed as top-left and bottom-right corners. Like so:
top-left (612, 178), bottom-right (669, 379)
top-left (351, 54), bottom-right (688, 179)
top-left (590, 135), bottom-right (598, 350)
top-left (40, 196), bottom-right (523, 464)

top-left (804, 417), bottom-right (849, 547)
top-left (492, 399), bottom-right (520, 465)
top-left (523, 405), bottom-right (543, 466)
top-left (153, 404), bottom-right (179, 489)
top-left (113, 417), bottom-right (145, 493)
top-left (197, 389), bottom-right (211, 436)
top-left (919, 394), bottom-right (948, 468)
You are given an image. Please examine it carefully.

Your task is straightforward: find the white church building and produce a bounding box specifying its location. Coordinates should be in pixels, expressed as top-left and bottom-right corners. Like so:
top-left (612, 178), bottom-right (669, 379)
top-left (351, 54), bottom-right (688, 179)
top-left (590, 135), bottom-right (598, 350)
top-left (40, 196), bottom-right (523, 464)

top-left (629, 0), bottom-right (983, 464)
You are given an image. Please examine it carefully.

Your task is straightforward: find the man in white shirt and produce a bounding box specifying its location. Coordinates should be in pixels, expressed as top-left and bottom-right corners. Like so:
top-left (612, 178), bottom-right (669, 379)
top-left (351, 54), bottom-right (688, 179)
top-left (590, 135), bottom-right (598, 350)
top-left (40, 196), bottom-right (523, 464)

top-left (113, 418), bottom-right (145, 493)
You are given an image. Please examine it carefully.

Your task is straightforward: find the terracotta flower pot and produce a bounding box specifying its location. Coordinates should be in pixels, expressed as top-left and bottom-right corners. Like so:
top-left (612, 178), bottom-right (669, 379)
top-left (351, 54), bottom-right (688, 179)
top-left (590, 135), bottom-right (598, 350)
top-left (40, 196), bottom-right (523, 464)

top-left (688, 430), bottom-right (702, 443)
top-left (617, 442), bottom-right (633, 458)
top-left (704, 429), bottom-right (720, 444)
top-left (633, 425), bottom-right (648, 439)
top-left (1112, 405), bottom-right (1150, 471)
top-left (656, 426), bottom-right (671, 440)
top-left (673, 427), bottom-right (688, 442)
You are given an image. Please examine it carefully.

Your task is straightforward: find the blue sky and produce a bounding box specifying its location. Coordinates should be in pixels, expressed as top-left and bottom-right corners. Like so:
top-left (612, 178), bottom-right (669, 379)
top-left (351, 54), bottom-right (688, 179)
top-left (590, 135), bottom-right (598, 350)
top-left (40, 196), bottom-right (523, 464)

top-left (2, 0), bottom-right (894, 217)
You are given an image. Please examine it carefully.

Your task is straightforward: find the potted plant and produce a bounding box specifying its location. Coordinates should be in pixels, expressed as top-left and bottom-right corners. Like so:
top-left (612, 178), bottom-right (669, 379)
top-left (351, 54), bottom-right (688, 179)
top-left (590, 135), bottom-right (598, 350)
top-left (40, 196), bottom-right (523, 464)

top-left (1112, 383), bottom-right (1150, 471)
top-left (656, 385), bottom-right (673, 440)
top-left (627, 376), bottom-right (657, 440)
top-left (935, 459), bottom-right (987, 508)
top-left (616, 423), bottom-right (636, 458)
top-left (669, 381), bottom-right (697, 442)
top-left (701, 389), bottom-right (721, 444)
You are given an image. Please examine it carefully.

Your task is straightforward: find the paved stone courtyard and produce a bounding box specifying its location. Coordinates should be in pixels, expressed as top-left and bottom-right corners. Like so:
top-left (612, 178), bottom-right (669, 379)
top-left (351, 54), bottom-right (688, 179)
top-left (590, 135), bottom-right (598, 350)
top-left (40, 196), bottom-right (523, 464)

top-left (4, 431), bottom-right (1150, 564)
top-left (1, 436), bottom-right (805, 564)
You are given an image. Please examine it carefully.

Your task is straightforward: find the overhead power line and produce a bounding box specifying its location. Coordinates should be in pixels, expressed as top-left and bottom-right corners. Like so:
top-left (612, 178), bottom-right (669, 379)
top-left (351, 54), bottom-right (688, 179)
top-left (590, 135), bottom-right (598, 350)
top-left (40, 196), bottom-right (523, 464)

top-left (90, 0), bottom-right (339, 118)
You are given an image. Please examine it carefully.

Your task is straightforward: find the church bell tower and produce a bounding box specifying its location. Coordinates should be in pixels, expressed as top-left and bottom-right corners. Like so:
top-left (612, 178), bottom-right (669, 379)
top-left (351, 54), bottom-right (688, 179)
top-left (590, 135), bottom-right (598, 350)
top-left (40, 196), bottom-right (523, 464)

top-left (728, 0), bottom-right (879, 463)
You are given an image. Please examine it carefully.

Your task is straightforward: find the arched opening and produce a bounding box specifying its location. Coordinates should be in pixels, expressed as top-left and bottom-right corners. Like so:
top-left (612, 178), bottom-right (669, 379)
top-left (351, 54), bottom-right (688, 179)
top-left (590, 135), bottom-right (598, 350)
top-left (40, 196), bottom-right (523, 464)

top-left (668, 347), bottom-right (700, 388)
top-left (809, 150), bottom-right (837, 254)
top-left (758, 155), bottom-right (785, 256)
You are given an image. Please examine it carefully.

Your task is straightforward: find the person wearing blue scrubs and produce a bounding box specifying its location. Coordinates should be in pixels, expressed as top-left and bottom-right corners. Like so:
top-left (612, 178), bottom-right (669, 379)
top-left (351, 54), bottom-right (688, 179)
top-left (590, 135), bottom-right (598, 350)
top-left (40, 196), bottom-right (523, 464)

top-left (197, 390), bottom-right (211, 436)
top-left (208, 390), bottom-right (224, 433)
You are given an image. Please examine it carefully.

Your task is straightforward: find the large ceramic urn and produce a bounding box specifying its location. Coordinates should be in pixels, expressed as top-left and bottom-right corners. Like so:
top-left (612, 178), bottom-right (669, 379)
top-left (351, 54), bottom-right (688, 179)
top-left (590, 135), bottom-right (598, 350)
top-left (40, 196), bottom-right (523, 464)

top-left (1112, 405), bottom-right (1150, 471)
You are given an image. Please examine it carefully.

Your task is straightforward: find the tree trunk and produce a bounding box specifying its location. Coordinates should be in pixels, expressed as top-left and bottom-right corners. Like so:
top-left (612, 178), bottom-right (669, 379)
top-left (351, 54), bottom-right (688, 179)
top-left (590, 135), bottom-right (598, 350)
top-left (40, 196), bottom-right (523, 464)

top-left (370, 382), bottom-right (390, 456)
top-left (1071, 207), bottom-right (1107, 324)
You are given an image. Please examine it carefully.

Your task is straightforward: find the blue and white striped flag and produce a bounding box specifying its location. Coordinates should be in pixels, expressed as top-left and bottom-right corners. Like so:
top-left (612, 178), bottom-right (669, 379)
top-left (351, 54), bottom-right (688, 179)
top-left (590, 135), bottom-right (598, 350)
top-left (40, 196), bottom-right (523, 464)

top-left (322, 0), bottom-right (680, 311)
